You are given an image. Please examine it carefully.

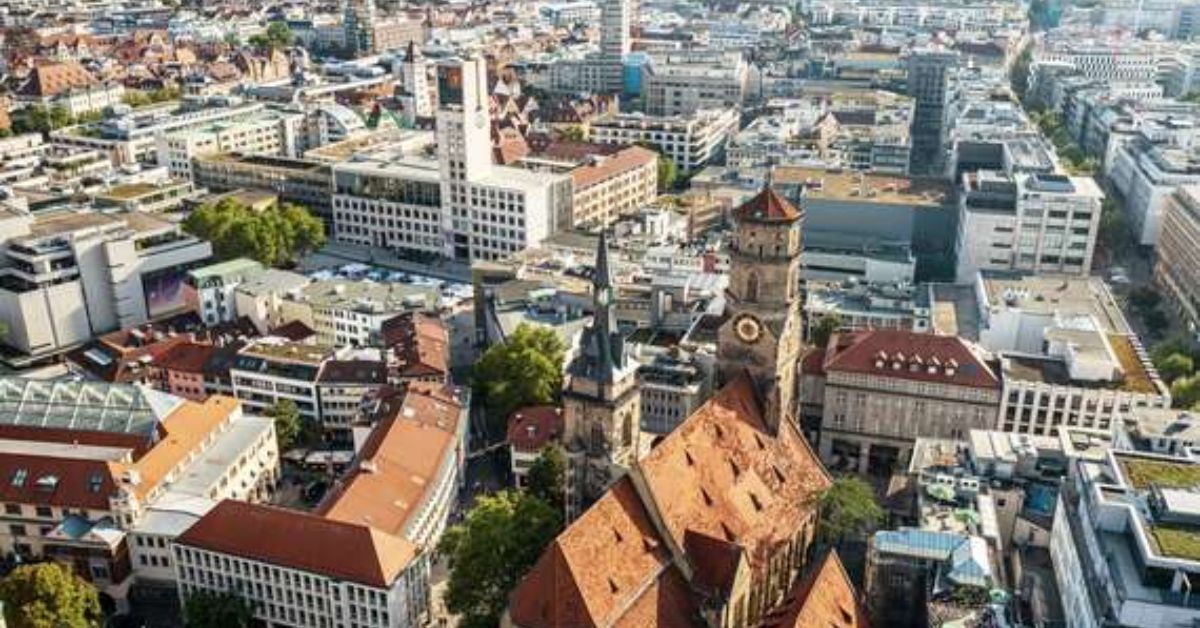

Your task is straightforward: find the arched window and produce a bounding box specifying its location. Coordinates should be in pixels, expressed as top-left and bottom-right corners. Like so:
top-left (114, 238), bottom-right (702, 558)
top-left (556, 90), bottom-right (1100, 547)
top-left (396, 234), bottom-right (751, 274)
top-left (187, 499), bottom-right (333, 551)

top-left (591, 422), bottom-right (606, 450)
top-left (622, 412), bottom-right (633, 447)
top-left (746, 272), bottom-right (760, 302)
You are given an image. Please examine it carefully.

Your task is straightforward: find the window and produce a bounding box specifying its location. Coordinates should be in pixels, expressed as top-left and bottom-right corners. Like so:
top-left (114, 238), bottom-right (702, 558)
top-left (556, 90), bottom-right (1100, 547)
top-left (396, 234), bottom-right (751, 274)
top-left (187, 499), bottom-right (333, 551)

top-left (35, 506), bottom-right (51, 518)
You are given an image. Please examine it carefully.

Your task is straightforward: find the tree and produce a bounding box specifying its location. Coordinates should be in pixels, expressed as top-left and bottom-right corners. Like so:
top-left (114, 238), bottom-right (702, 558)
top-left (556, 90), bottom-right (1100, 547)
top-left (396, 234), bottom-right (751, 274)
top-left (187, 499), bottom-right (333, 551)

top-left (270, 399), bottom-right (303, 450)
top-left (1157, 353), bottom-right (1195, 384)
top-left (558, 125), bottom-right (586, 142)
top-left (473, 324), bottom-right (566, 436)
top-left (183, 590), bottom-right (254, 628)
top-left (1130, 287), bottom-right (1162, 313)
top-left (1172, 375), bottom-right (1200, 409)
top-left (816, 476), bottom-right (884, 546)
top-left (439, 491), bottom-right (562, 628)
top-left (265, 22), bottom-right (294, 48)
top-left (1098, 198), bottom-right (1128, 258)
top-left (0, 562), bottom-right (101, 628)
top-left (809, 314), bottom-right (842, 349)
top-left (657, 156), bottom-right (678, 192)
top-left (525, 444), bottom-right (567, 511)
top-left (182, 199), bottom-right (326, 267)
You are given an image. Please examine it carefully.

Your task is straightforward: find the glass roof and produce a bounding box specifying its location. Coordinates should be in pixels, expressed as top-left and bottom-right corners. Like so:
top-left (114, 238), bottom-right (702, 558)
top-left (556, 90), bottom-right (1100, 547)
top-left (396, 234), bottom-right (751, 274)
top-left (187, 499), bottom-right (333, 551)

top-left (0, 378), bottom-right (183, 437)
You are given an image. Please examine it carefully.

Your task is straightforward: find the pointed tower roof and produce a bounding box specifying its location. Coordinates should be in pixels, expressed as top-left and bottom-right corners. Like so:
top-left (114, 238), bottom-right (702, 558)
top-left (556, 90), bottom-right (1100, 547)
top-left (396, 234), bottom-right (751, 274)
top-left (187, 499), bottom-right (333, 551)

top-left (734, 186), bottom-right (803, 223)
top-left (594, 230), bottom-right (613, 290)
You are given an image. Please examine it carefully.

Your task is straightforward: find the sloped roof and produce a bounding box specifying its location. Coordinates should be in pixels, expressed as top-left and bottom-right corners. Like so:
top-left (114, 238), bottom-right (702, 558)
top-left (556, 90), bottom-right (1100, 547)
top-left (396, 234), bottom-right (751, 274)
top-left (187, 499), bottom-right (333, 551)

top-left (822, 330), bottom-right (999, 390)
top-left (510, 373), bottom-right (834, 624)
top-left (18, 61), bottom-right (100, 98)
top-left (176, 500), bottom-right (415, 588)
top-left (734, 186), bottom-right (803, 223)
top-left (758, 550), bottom-right (870, 628)
top-left (508, 477), bottom-right (697, 627)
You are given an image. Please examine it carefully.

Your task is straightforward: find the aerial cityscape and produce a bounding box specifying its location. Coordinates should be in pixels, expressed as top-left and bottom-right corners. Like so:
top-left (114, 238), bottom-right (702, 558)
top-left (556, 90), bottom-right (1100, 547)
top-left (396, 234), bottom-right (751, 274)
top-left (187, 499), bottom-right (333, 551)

top-left (1, 0), bottom-right (1200, 626)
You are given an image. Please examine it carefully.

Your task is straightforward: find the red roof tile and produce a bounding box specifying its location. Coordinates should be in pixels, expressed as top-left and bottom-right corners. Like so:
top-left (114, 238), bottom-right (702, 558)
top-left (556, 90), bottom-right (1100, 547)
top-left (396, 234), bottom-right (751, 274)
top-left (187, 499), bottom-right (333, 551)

top-left (822, 330), bottom-right (999, 390)
top-left (570, 146), bottom-right (657, 190)
top-left (507, 406), bottom-right (563, 453)
top-left (758, 550), bottom-right (870, 628)
top-left (155, 341), bottom-right (217, 375)
top-left (0, 454), bottom-right (116, 511)
top-left (177, 500), bottom-right (415, 588)
top-left (734, 186), bottom-right (803, 223)
top-left (382, 312), bottom-right (448, 380)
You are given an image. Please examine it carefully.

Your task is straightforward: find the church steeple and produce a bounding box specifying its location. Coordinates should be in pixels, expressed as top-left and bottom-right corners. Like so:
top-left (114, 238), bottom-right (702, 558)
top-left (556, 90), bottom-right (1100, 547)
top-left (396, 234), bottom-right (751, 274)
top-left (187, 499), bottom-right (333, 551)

top-left (590, 231), bottom-right (623, 383)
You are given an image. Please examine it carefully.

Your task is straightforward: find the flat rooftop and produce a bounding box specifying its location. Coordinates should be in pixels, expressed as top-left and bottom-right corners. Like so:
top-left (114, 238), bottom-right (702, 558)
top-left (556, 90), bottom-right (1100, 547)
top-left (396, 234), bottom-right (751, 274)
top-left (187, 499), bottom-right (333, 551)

top-left (773, 166), bottom-right (951, 207)
top-left (242, 341), bottom-right (337, 365)
top-left (981, 274), bottom-right (1130, 334)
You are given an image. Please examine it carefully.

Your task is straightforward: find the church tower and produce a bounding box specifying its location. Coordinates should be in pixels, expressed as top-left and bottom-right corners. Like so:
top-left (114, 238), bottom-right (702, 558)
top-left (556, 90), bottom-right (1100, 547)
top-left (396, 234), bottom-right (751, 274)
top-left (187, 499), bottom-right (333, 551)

top-left (562, 232), bottom-right (642, 519)
top-left (717, 186), bottom-right (804, 433)
top-left (395, 41), bottom-right (432, 121)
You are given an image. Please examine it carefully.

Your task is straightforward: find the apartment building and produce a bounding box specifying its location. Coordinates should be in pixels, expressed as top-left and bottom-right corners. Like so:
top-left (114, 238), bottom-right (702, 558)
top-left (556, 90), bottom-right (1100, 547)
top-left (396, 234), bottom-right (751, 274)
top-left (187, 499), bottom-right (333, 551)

top-left (566, 145), bottom-right (657, 229)
top-left (636, 354), bottom-right (707, 436)
top-left (1155, 185), bottom-right (1200, 333)
top-left (1108, 138), bottom-right (1200, 246)
top-left (185, 258), bottom-right (265, 326)
top-left (157, 108), bottom-right (303, 179)
top-left (278, 280), bottom-right (437, 347)
top-left (1052, 449), bottom-right (1200, 628)
top-left (816, 330), bottom-right (1002, 476)
top-left (507, 406), bottom-right (563, 488)
top-left (315, 360), bottom-right (387, 439)
top-left (0, 379), bottom-right (277, 600)
top-left (640, 50), bottom-right (751, 116)
top-left (15, 62), bottom-right (125, 117)
top-left (0, 210), bottom-right (212, 360)
top-left (589, 108), bottom-right (739, 173)
top-left (230, 341), bottom-right (339, 421)
top-left (380, 312), bottom-right (449, 385)
top-left (233, 269), bottom-right (313, 335)
top-left (728, 92), bottom-right (914, 174)
top-left (52, 101), bottom-right (275, 166)
top-left (190, 153), bottom-right (334, 225)
top-left (955, 171), bottom-right (1103, 283)
top-left (92, 180), bottom-right (199, 214)
top-left (175, 382), bottom-right (466, 628)
top-left (810, 0), bottom-right (1023, 29)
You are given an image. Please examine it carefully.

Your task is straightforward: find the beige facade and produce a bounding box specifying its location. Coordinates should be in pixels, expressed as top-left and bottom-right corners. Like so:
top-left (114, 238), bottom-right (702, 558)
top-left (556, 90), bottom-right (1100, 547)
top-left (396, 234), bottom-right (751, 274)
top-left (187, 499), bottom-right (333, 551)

top-left (569, 146), bottom-right (658, 229)
top-left (1155, 185), bottom-right (1200, 332)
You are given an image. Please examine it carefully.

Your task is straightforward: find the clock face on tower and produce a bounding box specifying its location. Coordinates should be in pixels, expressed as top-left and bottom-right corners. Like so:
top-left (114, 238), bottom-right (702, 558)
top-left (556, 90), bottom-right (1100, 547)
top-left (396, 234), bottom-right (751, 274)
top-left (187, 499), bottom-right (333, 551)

top-left (734, 314), bottom-right (763, 344)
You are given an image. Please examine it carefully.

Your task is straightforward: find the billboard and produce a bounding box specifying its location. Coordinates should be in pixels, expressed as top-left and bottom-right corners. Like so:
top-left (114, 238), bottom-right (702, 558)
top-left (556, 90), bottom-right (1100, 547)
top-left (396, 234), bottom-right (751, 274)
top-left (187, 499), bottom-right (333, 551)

top-left (143, 267), bottom-right (191, 320)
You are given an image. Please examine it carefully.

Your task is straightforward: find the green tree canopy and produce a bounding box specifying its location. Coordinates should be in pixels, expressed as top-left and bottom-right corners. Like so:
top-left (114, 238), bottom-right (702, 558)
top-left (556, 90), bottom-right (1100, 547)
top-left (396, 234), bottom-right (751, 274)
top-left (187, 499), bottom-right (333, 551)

top-left (1171, 374), bottom-right (1200, 410)
top-left (0, 562), bottom-right (101, 628)
top-left (525, 444), bottom-right (567, 512)
top-left (1157, 353), bottom-right (1195, 384)
top-left (816, 476), bottom-right (884, 546)
top-left (558, 125), bottom-right (586, 142)
top-left (182, 199), bottom-right (326, 267)
top-left (439, 491), bottom-right (563, 628)
top-left (473, 324), bottom-right (566, 435)
top-left (657, 155), bottom-right (678, 192)
top-left (183, 589), bottom-right (254, 628)
top-left (270, 399), bottom-right (303, 451)
top-left (809, 314), bottom-right (842, 349)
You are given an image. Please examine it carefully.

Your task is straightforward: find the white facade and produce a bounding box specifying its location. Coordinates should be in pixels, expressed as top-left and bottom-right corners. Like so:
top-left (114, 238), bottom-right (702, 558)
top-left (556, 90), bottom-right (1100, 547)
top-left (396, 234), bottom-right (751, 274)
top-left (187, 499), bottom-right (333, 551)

top-left (956, 171), bottom-right (1103, 283)
top-left (156, 111), bottom-right (302, 179)
top-left (590, 108), bottom-right (740, 173)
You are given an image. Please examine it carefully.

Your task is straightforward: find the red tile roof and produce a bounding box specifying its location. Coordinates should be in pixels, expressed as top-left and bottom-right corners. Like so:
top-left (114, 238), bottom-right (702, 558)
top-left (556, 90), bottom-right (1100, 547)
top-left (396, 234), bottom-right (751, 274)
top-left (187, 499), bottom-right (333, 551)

top-left (509, 373), bottom-right (834, 625)
top-left (382, 312), bottom-right (448, 380)
top-left (570, 146), bottom-right (657, 190)
top-left (507, 406), bottom-right (563, 453)
top-left (758, 550), bottom-right (871, 628)
top-left (0, 454), bottom-right (117, 511)
top-left (155, 341), bottom-right (217, 375)
top-left (177, 500), bottom-right (415, 588)
top-left (822, 330), bottom-right (999, 390)
top-left (270, 320), bottom-right (315, 342)
top-left (317, 383), bottom-right (462, 538)
top-left (734, 186), bottom-right (803, 223)
top-left (507, 477), bottom-right (698, 627)
top-left (18, 61), bottom-right (100, 98)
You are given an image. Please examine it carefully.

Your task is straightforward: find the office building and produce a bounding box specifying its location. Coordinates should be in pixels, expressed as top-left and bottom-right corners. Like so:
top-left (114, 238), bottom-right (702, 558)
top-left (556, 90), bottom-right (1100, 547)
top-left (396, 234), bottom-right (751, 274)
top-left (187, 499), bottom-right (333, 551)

top-left (589, 108), bottom-right (739, 173)
top-left (0, 210), bottom-right (212, 360)
top-left (185, 258), bottom-right (265, 326)
top-left (1155, 185), bottom-right (1200, 334)
top-left (816, 330), bottom-right (1002, 476)
top-left (190, 153), bottom-right (334, 225)
top-left (565, 145), bottom-right (658, 229)
top-left (906, 48), bottom-right (959, 175)
top-left (955, 171), bottom-right (1104, 282)
top-left (641, 51), bottom-right (751, 116)
top-left (1108, 138), bottom-right (1200, 246)
top-left (156, 108), bottom-right (304, 180)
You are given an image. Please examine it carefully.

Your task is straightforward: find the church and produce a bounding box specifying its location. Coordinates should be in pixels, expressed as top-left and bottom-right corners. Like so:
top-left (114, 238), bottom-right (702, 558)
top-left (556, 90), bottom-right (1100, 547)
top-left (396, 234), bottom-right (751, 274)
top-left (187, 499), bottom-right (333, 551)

top-left (504, 187), bottom-right (866, 627)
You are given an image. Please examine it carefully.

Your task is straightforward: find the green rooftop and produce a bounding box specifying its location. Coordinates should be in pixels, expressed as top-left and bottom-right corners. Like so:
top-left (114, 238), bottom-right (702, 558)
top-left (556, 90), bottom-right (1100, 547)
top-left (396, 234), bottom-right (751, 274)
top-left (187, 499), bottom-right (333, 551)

top-left (1151, 524), bottom-right (1200, 561)
top-left (99, 183), bottom-right (174, 200)
top-left (1120, 457), bottom-right (1200, 490)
